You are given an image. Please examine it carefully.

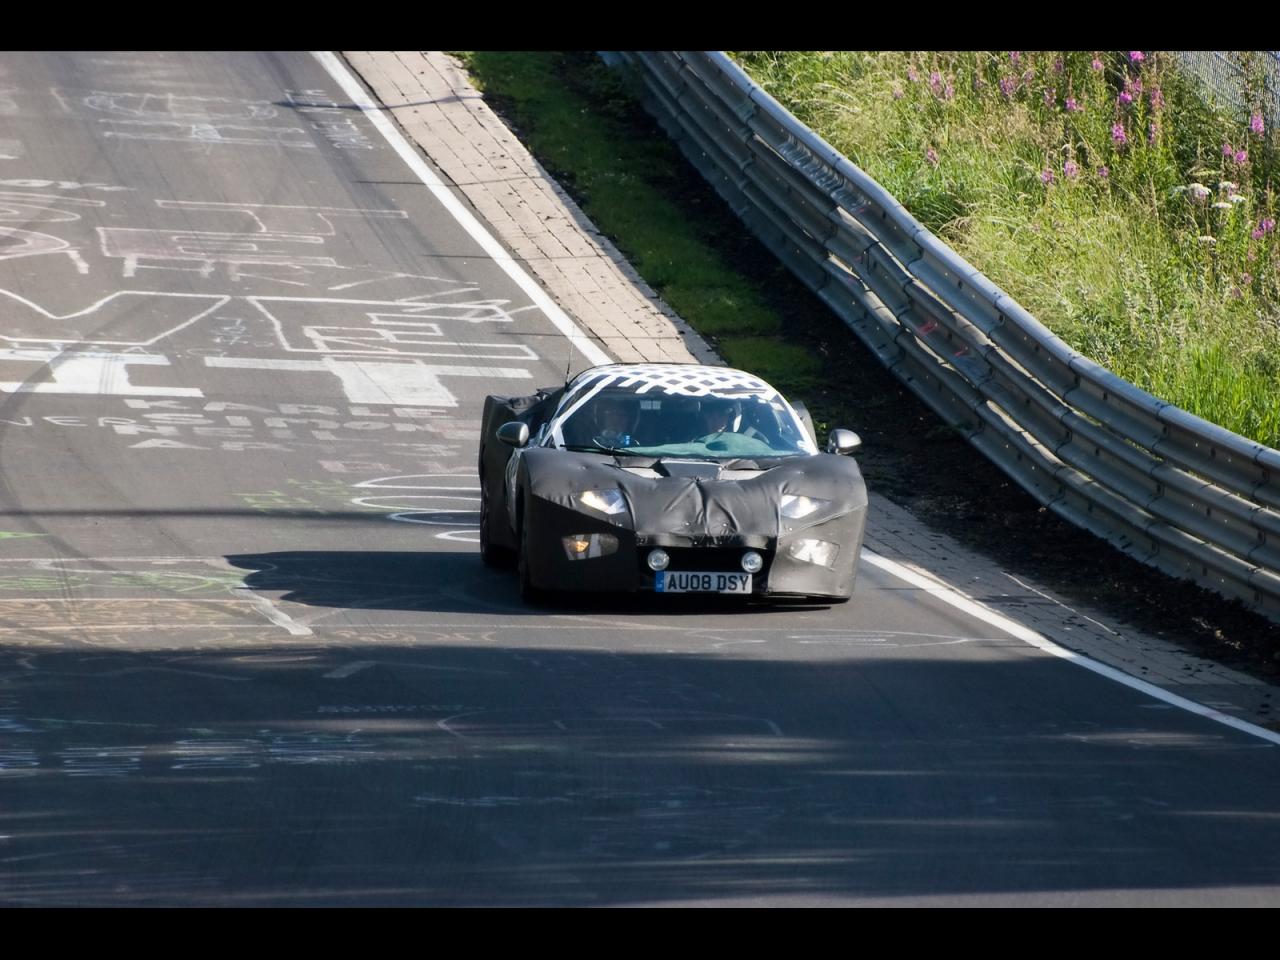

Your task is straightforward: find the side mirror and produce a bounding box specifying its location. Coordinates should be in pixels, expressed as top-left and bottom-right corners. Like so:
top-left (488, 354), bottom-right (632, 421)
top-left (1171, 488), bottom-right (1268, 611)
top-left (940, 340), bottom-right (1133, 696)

top-left (826, 428), bottom-right (861, 456)
top-left (497, 421), bottom-right (530, 448)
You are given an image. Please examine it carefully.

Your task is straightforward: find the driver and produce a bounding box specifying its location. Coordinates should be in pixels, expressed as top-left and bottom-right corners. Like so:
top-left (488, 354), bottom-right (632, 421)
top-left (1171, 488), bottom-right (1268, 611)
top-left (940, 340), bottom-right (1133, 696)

top-left (696, 397), bottom-right (737, 439)
top-left (591, 394), bottom-right (640, 448)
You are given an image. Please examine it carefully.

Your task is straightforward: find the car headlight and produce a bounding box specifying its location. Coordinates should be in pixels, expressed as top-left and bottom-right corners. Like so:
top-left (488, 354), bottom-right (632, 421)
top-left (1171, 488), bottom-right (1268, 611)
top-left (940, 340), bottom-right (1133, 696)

top-left (780, 494), bottom-right (829, 520)
top-left (573, 488), bottom-right (628, 516)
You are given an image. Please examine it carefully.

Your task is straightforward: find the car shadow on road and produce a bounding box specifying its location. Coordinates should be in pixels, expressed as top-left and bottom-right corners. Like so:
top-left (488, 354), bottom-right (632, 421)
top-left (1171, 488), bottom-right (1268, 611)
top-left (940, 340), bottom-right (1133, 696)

top-left (225, 549), bottom-right (839, 616)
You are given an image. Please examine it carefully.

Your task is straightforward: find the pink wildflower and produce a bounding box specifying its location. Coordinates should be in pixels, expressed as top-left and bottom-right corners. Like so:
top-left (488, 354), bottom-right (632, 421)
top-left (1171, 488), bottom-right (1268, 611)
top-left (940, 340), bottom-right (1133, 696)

top-left (1112, 123), bottom-right (1127, 146)
top-left (907, 66), bottom-right (919, 83)
top-left (929, 70), bottom-right (942, 93)
top-left (1149, 121), bottom-right (1158, 145)
top-left (1064, 159), bottom-right (1079, 178)
top-left (1223, 141), bottom-right (1234, 158)
top-left (999, 76), bottom-right (1016, 98)
top-left (1091, 58), bottom-right (1104, 71)
top-left (1045, 87), bottom-right (1056, 106)
top-left (1150, 87), bottom-right (1164, 110)
top-left (926, 147), bottom-right (939, 166)
top-left (1251, 113), bottom-right (1265, 135)
top-left (1022, 68), bottom-right (1035, 84)
top-left (1041, 168), bottom-right (1054, 184)
top-left (1129, 51), bottom-right (1145, 63)
top-left (1053, 57), bottom-right (1064, 74)
top-left (1118, 91), bottom-right (1133, 106)
top-left (1065, 97), bottom-right (1081, 113)
top-left (1263, 217), bottom-right (1277, 232)
top-left (1235, 149), bottom-right (1248, 164)
top-left (1010, 51), bottom-right (1021, 66)
top-left (1098, 165), bottom-right (1110, 179)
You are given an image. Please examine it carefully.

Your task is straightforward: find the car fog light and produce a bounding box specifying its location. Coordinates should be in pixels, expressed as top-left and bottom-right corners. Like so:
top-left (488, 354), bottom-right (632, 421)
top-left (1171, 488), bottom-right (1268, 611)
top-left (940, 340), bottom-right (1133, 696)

top-left (647, 549), bottom-right (670, 571)
top-left (561, 533), bottom-right (619, 561)
top-left (787, 539), bottom-right (839, 567)
top-left (741, 550), bottom-right (764, 574)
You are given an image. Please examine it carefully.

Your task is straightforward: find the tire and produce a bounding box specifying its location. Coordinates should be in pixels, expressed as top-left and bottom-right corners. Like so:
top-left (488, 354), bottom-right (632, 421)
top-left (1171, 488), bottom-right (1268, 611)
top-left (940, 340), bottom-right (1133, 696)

top-left (479, 474), bottom-right (514, 568)
top-left (517, 506), bottom-right (547, 605)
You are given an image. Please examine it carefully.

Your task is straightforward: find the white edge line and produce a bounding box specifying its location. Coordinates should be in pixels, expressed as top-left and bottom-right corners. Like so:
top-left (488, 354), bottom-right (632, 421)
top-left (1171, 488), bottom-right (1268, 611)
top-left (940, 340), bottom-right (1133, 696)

top-left (324, 661), bottom-right (374, 679)
top-left (861, 549), bottom-right (1280, 747)
top-left (312, 51), bottom-right (611, 368)
top-left (232, 587), bottom-right (313, 637)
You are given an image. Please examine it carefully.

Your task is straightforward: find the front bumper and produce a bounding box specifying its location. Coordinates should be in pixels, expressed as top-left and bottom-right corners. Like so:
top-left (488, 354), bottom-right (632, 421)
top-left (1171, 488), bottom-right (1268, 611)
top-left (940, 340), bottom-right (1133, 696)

top-left (522, 498), bottom-right (865, 599)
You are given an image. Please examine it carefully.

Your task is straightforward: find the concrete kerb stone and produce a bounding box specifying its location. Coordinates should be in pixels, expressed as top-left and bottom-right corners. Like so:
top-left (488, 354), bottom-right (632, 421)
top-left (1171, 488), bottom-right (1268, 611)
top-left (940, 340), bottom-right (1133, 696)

top-left (342, 50), bottom-right (1279, 732)
top-left (346, 51), bottom-right (717, 368)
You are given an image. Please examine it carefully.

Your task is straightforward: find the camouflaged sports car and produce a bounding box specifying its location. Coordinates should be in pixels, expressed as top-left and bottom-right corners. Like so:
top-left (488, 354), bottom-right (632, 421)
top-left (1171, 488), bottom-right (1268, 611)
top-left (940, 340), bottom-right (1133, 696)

top-left (478, 363), bottom-right (867, 603)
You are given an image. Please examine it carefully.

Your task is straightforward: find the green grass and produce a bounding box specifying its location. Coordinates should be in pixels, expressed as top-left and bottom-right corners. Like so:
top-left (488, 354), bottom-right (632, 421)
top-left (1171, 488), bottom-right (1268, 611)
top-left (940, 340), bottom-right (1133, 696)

top-left (457, 52), bottom-right (786, 354)
top-left (732, 51), bottom-right (1280, 448)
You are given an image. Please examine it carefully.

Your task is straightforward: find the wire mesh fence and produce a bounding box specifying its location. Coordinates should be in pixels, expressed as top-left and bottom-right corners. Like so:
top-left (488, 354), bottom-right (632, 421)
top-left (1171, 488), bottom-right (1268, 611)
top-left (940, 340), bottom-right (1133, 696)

top-left (1173, 51), bottom-right (1280, 126)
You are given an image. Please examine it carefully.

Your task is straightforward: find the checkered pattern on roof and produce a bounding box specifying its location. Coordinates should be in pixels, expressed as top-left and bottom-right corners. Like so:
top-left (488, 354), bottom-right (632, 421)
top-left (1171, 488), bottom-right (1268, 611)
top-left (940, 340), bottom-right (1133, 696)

top-left (568, 364), bottom-right (776, 399)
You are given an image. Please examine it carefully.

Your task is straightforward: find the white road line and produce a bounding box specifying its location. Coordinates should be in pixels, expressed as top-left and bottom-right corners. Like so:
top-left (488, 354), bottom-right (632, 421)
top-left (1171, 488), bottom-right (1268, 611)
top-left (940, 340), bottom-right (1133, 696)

top-left (324, 661), bottom-right (374, 679)
top-left (860, 549), bottom-right (1280, 747)
top-left (312, 51), bottom-right (611, 368)
top-left (231, 587), bottom-right (313, 637)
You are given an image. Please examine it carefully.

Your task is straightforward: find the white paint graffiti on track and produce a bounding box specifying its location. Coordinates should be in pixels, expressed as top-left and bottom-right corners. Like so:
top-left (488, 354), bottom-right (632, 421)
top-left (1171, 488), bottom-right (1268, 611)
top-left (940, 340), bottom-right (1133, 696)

top-left (0, 289), bottom-right (229, 348)
top-left (244, 295), bottom-right (539, 360)
top-left (352, 473), bottom-right (480, 540)
top-left (203, 355), bottom-right (531, 407)
top-left (101, 119), bottom-right (316, 149)
top-left (100, 201), bottom-right (413, 280)
top-left (0, 350), bottom-right (202, 398)
top-left (0, 190), bottom-right (104, 275)
top-left (312, 52), bottom-right (610, 368)
top-left (154, 199), bottom-right (408, 234)
top-left (860, 549), bottom-right (1280, 748)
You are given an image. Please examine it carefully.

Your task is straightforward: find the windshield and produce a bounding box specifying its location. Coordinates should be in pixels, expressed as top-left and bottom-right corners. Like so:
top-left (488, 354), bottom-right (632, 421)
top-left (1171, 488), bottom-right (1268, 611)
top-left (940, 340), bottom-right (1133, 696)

top-left (548, 379), bottom-right (817, 459)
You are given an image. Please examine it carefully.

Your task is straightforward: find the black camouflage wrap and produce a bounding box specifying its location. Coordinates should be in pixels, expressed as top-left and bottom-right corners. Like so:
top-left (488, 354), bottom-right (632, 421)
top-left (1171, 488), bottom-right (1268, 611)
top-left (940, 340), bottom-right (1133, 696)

top-left (478, 368), bottom-right (868, 601)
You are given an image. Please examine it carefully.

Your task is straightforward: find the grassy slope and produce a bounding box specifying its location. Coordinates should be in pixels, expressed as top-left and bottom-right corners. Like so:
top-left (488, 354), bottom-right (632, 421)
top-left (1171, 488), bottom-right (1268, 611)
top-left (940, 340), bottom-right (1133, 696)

top-left (455, 53), bottom-right (825, 409)
top-left (732, 51), bottom-right (1280, 448)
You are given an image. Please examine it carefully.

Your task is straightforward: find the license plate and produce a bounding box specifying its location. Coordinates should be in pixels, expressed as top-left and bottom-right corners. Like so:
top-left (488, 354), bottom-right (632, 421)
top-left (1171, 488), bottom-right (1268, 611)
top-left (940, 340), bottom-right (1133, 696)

top-left (655, 571), bottom-right (752, 594)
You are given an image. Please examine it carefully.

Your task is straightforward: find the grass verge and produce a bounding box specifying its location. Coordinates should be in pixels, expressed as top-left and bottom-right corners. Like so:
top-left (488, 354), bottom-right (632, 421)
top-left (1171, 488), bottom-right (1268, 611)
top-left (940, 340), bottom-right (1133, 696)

top-left (454, 53), bottom-right (829, 409)
top-left (732, 51), bottom-right (1280, 449)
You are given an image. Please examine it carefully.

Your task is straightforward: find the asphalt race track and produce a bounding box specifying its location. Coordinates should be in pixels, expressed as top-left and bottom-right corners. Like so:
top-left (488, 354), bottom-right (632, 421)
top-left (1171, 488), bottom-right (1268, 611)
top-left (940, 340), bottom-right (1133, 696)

top-left (0, 52), bottom-right (1278, 906)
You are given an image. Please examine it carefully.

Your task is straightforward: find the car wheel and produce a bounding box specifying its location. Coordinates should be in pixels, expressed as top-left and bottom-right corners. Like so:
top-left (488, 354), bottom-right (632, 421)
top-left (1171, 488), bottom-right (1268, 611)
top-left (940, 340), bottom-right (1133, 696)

top-left (479, 474), bottom-right (514, 568)
top-left (517, 507), bottom-right (547, 605)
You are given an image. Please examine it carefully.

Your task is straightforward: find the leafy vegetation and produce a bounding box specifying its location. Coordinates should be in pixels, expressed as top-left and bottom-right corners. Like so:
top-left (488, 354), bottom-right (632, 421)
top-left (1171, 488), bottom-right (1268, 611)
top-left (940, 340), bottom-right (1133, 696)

top-left (453, 53), bottom-right (833, 394)
top-left (733, 51), bottom-right (1280, 447)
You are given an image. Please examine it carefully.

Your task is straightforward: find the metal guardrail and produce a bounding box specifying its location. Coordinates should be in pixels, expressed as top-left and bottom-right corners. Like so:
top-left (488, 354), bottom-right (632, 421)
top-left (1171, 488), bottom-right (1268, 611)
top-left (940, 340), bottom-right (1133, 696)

top-left (607, 50), bottom-right (1280, 622)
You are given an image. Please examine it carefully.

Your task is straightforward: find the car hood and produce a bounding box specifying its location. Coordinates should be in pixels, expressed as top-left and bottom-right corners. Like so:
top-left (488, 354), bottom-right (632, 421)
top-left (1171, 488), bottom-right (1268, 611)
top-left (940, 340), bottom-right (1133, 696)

top-left (522, 449), bottom-right (866, 537)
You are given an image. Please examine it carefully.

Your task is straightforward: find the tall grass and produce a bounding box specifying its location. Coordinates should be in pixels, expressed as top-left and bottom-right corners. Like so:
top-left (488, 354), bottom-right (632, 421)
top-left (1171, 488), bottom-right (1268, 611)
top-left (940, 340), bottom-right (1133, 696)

top-left (733, 51), bottom-right (1280, 449)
